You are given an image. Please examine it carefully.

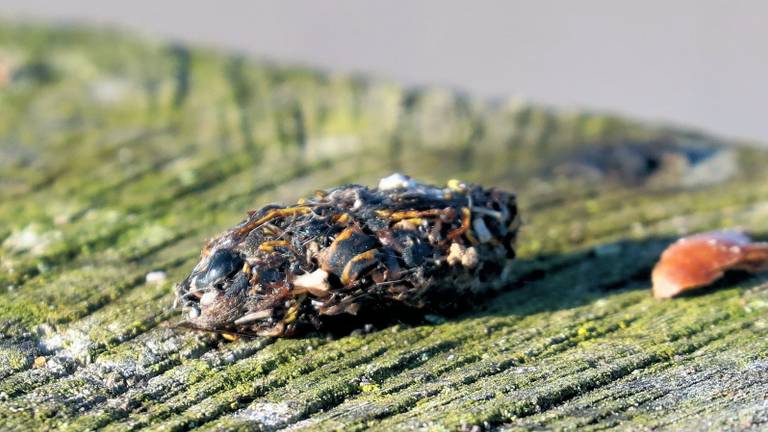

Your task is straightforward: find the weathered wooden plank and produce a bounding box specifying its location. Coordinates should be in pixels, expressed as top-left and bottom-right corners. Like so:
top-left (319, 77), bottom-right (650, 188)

top-left (1, 20), bottom-right (767, 431)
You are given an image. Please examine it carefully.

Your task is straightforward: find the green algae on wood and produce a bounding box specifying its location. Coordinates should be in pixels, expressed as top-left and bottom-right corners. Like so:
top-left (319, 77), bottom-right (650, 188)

top-left (1, 19), bottom-right (768, 431)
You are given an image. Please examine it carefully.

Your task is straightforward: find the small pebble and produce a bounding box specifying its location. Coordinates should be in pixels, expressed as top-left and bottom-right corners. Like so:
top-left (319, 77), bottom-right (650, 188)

top-left (145, 270), bottom-right (167, 284)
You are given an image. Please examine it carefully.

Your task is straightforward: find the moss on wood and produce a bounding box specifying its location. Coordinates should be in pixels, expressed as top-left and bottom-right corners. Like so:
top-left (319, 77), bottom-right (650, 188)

top-left (1, 20), bottom-right (767, 431)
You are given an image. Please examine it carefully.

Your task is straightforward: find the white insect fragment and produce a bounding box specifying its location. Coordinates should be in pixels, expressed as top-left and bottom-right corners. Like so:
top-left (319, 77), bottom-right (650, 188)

top-left (447, 243), bottom-right (479, 268)
top-left (378, 173), bottom-right (416, 191)
top-left (292, 269), bottom-right (331, 296)
top-left (461, 247), bottom-right (479, 268)
top-left (186, 307), bottom-right (200, 319)
top-left (234, 309), bottom-right (273, 325)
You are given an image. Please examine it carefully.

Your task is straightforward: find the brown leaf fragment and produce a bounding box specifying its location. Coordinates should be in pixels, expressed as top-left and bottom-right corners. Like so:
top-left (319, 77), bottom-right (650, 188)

top-left (652, 231), bottom-right (768, 299)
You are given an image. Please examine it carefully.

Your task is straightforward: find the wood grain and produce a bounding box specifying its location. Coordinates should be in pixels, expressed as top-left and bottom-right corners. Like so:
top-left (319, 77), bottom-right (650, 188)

top-left (1, 21), bottom-right (767, 431)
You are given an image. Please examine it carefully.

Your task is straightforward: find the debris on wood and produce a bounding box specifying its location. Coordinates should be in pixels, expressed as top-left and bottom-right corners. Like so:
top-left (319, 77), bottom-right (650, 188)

top-left (175, 174), bottom-right (519, 337)
top-left (551, 139), bottom-right (737, 187)
top-left (652, 231), bottom-right (768, 299)
top-left (32, 356), bottom-right (46, 369)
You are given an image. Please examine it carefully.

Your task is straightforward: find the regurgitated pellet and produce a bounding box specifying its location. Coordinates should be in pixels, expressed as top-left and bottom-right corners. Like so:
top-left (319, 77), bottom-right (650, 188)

top-left (174, 174), bottom-right (519, 337)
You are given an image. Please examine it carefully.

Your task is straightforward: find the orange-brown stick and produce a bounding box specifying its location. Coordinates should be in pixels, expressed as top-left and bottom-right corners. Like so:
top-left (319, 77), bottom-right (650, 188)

top-left (652, 231), bottom-right (768, 299)
top-left (236, 207), bottom-right (312, 235)
top-left (447, 207), bottom-right (472, 241)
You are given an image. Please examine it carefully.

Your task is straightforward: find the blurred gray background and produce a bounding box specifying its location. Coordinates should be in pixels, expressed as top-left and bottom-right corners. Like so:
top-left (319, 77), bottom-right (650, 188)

top-left (2, 0), bottom-right (766, 143)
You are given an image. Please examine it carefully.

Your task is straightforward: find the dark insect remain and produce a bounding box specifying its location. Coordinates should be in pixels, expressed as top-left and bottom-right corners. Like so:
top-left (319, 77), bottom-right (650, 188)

top-left (174, 174), bottom-right (520, 338)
